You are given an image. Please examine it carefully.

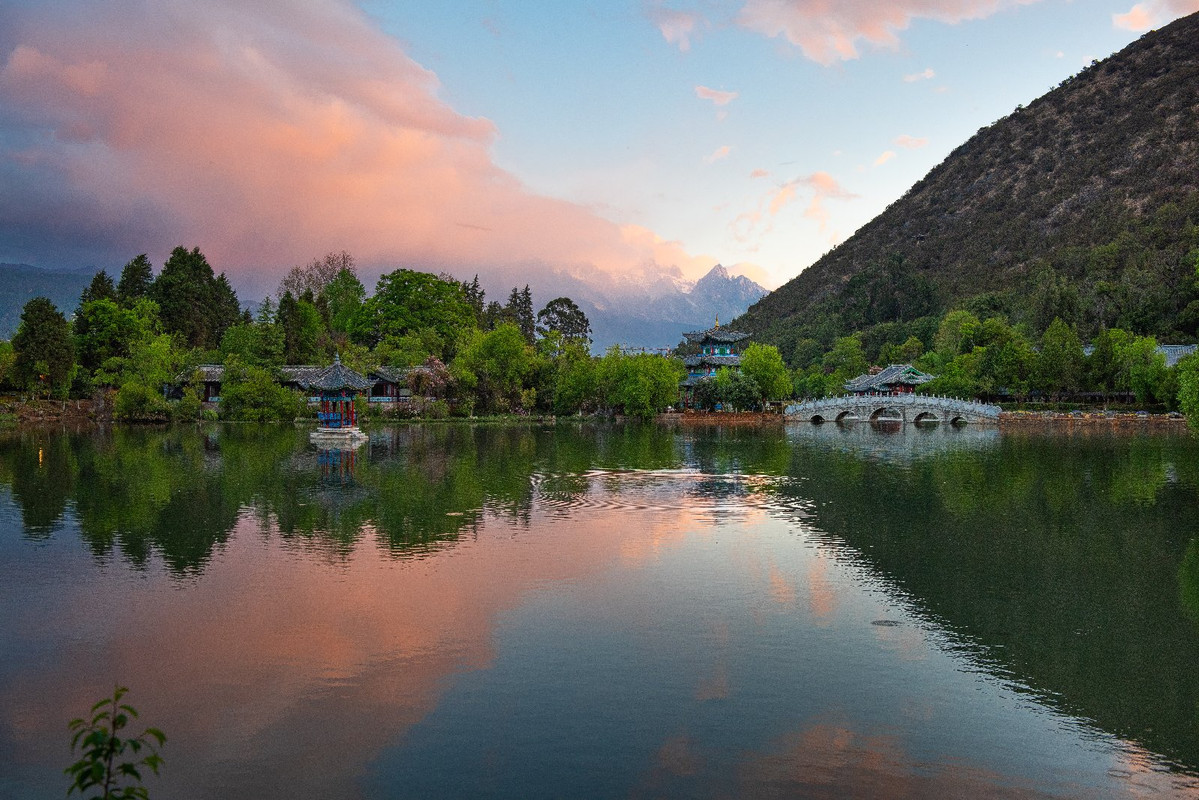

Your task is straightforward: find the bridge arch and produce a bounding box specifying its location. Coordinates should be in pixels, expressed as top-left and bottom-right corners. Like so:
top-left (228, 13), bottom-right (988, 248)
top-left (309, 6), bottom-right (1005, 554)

top-left (810, 414), bottom-right (826, 424)
top-left (869, 406), bottom-right (902, 422)
top-left (835, 410), bottom-right (858, 424)
top-left (913, 411), bottom-right (939, 425)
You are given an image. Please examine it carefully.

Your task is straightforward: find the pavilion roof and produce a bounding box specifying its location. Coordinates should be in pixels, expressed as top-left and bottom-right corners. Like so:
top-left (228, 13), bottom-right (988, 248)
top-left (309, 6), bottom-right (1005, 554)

top-left (844, 364), bottom-right (932, 393)
top-left (682, 326), bottom-right (750, 345)
top-left (307, 357), bottom-right (373, 392)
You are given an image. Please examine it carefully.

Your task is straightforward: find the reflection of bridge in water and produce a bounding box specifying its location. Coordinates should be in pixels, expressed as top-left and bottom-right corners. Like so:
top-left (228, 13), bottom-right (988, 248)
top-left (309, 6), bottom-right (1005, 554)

top-left (785, 394), bottom-right (1001, 425)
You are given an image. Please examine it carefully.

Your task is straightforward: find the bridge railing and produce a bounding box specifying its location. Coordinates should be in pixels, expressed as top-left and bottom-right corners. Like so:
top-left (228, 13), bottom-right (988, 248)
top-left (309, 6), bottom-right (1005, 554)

top-left (784, 393), bottom-right (1000, 418)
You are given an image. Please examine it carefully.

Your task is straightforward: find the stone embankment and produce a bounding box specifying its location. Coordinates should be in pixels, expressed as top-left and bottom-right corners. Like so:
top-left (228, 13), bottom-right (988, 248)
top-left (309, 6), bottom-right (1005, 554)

top-left (998, 410), bottom-right (1186, 428)
top-left (0, 398), bottom-right (106, 426)
top-left (673, 411), bottom-right (785, 426)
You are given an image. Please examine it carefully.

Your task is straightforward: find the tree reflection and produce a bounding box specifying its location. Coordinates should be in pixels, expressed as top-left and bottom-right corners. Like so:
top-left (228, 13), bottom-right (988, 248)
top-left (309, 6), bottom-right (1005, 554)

top-left (771, 430), bottom-right (1199, 775)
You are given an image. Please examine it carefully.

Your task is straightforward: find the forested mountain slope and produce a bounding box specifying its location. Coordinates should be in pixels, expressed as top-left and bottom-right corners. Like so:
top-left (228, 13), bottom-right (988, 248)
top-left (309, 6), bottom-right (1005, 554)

top-left (736, 12), bottom-right (1199, 362)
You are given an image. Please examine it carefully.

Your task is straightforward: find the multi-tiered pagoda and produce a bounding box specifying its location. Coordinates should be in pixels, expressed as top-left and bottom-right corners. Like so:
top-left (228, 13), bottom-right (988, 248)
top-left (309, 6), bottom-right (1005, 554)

top-left (679, 321), bottom-right (750, 405)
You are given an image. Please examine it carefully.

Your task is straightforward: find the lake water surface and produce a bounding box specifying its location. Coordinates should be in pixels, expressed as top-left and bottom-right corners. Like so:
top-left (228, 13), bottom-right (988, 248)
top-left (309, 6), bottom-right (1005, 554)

top-left (2, 422), bottom-right (1199, 799)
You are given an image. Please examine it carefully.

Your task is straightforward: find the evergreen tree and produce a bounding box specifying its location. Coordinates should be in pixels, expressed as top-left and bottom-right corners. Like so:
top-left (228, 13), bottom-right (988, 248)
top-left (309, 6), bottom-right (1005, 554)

top-left (116, 254), bottom-right (154, 305)
top-left (461, 275), bottom-right (485, 325)
top-left (12, 297), bottom-right (74, 397)
top-left (150, 246), bottom-right (241, 349)
top-left (79, 271), bottom-right (117, 306)
top-left (74, 271), bottom-right (117, 365)
top-left (506, 285), bottom-right (535, 344)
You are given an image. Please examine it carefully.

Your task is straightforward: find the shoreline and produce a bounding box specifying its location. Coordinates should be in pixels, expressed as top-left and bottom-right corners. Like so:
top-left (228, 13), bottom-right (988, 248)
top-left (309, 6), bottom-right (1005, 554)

top-left (0, 398), bottom-right (1191, 431)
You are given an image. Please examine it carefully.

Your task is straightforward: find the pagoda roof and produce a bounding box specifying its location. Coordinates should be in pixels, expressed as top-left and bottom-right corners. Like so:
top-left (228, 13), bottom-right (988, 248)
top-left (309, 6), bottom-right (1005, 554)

top-left (683, 354), bottom-right (742, 368)
top-left (844, 364), bottom-right (932, 393)
top-left (682, 326), bottom-right (749, 345)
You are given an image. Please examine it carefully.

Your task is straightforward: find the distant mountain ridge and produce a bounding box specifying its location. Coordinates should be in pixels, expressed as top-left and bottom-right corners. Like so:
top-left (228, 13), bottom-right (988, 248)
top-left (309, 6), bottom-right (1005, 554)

top-left (735, 11), bottom-right (1199, 357)
top-left (584, 264), bottom-right (768, 350)
top-left (0, 263), bottom-right (94, 338)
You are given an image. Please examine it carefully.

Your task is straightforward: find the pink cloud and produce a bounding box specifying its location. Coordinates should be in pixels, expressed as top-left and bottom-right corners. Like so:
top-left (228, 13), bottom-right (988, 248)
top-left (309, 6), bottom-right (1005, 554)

top-left (695, 85), bottom-right (739, 106)
top-left (649, 5), bottom-right (702, 52)
top-left (749, 168), bottom-right (770, 179)
top-left (0, 0), bottom-right (718, 294)
top-left (894, 134), bottom-right (928, 148)
top-left (704, 145), bottom-right (733, 163)
top-left (874, 150), bottom-right (897, 166)
top-left (903, 67), bottom-right (936, 82)
top-left (732, 171), bottom-right (856, 240)
top-left (1113, 0), bottom-right (1199, 30)
top-left (736, 0), bottom-right (1044, 65)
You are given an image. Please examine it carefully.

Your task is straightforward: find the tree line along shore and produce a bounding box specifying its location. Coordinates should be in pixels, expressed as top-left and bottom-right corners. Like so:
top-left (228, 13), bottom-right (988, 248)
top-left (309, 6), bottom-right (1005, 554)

top-left (3, 247), bottom-right (1199, 428)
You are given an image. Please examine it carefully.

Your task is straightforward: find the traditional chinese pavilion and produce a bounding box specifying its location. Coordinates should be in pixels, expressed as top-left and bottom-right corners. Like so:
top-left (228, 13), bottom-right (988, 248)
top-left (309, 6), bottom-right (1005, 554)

top-left (678, 320), bottom-right (750, 404)
top-left (843, 364), bottom-right (932, 395)
top-left (309, 354), bottom-right (372, 443)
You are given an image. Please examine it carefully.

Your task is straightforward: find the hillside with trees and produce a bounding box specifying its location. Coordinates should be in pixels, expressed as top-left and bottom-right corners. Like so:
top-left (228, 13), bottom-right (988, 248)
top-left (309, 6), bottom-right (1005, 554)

top-left (736, 11), bottom-right (1199, 359)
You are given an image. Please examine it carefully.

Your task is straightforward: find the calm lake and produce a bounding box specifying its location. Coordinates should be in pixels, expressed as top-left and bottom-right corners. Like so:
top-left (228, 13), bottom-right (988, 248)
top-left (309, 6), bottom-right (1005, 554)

top-left (2, 422), bottom-right (1199, 799)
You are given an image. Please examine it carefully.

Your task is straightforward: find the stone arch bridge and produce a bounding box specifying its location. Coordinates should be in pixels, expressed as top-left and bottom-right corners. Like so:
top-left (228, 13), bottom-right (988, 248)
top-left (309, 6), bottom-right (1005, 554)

top-left (785, 394), bottom-right (1001, 425)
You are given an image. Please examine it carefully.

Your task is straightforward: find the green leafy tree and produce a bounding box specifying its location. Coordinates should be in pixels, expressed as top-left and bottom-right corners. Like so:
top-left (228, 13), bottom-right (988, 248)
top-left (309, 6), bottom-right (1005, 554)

top-left (933, 310), bottom-right (982, 358)
top-left (75, 298), bottom-right (161, 377)
top-left (1087, 327), bottom-right (1128, 394)
top-left (1177, 354), bottom-right (1199, 428)
top-left (12, 297), bottom-right (75, 397)
top-left (66, 685), bottom-right (165, 800)
top-left (715, 367), bottom-right (762, 411)
top-left (822, 335), bottom-right (868, 384)
top-left (218, 357), bottom-right (304, 422)
top-left (739, 343), bottom-right (791, 404)
top-left (1114, 334), bottom-right (1167, 404)
top-left (276, 291), bottom-right (324, 364)
top-left (352, 269), bottom-right (475, 351)
top-left (1035, 318), bottom-right (1085, 398)
top-left (320, 268), bottom-right (366, 336)
top-left (536, 297), bottom-right (592, 348)
top-left (110, 334), bottom-right (190, 421)
top-left (919, 349), bottom-right (984, 399)
top-left (116, 255), bottom-right (154, 306)
top-left (552, 341), bottom-right (598, 415)
top-left (0, 340), bottom-right (14, 389)
top-left (791, 338), bottom-right (823, 370)
top-left (451, 323), bottom-right (534, 412)
top-left (596, 349), bottom-right (683, 418)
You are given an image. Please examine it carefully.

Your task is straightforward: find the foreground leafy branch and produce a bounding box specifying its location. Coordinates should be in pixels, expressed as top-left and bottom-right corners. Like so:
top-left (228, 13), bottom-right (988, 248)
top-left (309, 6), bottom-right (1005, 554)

top-left (66, 685), bottom-right (165, 799)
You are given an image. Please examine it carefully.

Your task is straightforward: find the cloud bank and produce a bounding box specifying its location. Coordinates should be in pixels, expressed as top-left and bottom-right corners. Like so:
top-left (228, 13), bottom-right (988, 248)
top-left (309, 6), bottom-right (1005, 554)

top-left (0, 0), bottom-right (719, 297)
top-left (1113, 0), bottom-right (1199, 30)
top-left (736, 0), bottom-right (1042, 64)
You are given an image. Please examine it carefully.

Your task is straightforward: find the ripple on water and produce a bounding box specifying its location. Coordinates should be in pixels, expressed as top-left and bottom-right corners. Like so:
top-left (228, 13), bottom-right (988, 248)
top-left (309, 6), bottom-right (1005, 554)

top-left (528, 469), bottom-right (813, 519)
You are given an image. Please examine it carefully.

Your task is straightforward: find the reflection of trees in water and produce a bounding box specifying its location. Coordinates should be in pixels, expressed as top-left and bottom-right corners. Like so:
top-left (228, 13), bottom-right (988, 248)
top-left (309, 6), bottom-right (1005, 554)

top-left (774, 432), bottom-right (1199, 775)
top-left (2, 431), bottom-right (75, 538)
top-left (5, 423), bottom-right (1199, 773)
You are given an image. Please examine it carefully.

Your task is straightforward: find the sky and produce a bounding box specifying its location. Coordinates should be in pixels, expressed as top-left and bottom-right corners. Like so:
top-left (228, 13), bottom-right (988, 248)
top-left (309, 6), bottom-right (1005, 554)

top-left (1, 0), bottom-right (1197, 302)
